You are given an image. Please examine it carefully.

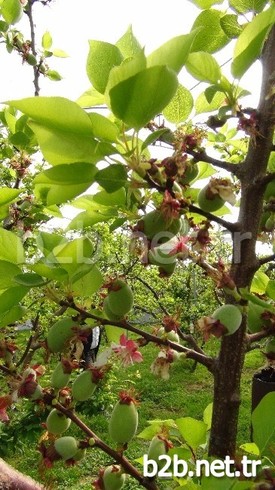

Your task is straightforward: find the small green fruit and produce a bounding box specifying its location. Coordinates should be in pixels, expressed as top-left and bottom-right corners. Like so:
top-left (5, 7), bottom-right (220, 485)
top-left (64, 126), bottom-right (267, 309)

top-left (46, 409), bottom-right (71, 435)
top-left (72, 370), bottom-right (97, 402)
top-left (103, 297), bottom-right (125, 321)
top-left (198, 186), bottom-right (224, 212)
top-left (212, 304), bottom-right (242, 335)
top-left (73, 448), bottom-right (87, 462)
top-left (138, 210), bottom-right (181, 243)
top-left (54, 436), bottom-right (78, 460)
top-left (103, 465), bottom-right (126, 490)
top-left (167, 330), bottom-right (180, 343)
top-left (30, 384), bottom-right (43, 400)
top-left (179, 162), bottom-right (199, 184)
top-left (26, 53), bottom-right (37, 66)
top-left (109, 396), bottom-right (138, 445)
top-left (148, 436), bottom-right (167, 469)
top-left (51, 361), bottom-right (71, 389)
top-left (47, 317), bottom-right (78, 353)
top-left (106, 280), bottom-right (134, 318)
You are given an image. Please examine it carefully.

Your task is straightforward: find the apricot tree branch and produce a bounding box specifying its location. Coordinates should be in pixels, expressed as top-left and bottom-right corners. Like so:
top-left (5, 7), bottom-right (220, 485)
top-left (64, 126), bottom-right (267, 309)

top-left (188, 204), bottom-right (239, 232)
top-left (188, 149), bottom-right (241, 176)
top-left (59, 300), bottom-right (215, 372)
top-left (53, 401), bottom-right (159, 490)
top-left (246, 328), bottom-right (275, 349)
top-left (258, 253), bottom-right (275, 266)
top-left (134, 276), bottom-right (169, 315)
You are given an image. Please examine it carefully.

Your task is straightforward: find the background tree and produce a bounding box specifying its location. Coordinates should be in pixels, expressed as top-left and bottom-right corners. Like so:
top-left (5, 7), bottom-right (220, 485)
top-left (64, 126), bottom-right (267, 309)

top-left (0, 0), bottom-right (275, 489)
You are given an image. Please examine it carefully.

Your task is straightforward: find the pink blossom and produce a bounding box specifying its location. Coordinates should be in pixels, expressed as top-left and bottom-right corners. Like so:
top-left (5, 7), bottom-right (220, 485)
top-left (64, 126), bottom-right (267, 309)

top-left (0, 407), bottom-right (9, 423)
top-left (112, 334), bottom-right (143, 366)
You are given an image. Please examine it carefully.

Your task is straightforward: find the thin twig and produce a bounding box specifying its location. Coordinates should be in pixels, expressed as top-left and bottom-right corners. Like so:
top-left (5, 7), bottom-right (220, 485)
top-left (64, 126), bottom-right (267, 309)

top-left (188, 149), bottom-right (241, 176)
top-left (134, 276), bottom-right (169, 315)
top-left (258, 253), bottom-right (275, 266)
top-left (25, 2), bottom-right (40, 95)
top-left (188, 204), bottom-right (239, 232)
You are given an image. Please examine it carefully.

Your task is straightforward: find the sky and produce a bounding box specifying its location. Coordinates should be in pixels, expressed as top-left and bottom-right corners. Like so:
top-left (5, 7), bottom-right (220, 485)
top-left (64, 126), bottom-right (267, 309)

top-left (1, 0), bottom-right (200, 100)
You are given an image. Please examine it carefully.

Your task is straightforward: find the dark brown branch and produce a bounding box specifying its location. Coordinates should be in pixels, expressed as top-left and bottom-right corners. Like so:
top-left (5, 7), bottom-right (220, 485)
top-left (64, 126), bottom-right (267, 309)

top-left (188, 149), bottom-right (241, 176)
top-left (177, 331), bottom-right (206, 355)
top-left (188, 204), bottom-right (239, 232)
top-left (60, 300), bottom-right (215, 372)
top-left (25, 2), bottom-right (40, 96)
top-left (255, 171), bottom-right (275, 187)
top-left (134, 276), bottom-right (169, 315)
top-left (16, 313), bottom-right (40, 368)
top-left (0, 364), bottom-right (13, 375)
top-left (246, 328), bottom-right (275, 348)
top-left (258, 253), bottom-right (275, 266)
top-left (53, 402), bottom-right (158, 490)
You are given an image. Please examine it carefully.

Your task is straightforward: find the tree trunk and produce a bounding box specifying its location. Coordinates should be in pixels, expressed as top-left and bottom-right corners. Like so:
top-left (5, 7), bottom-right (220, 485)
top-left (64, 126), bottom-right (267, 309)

top-left (209, 25), bottom-right (275, 458)
top-left (0, 458), bottom-right (45, 490)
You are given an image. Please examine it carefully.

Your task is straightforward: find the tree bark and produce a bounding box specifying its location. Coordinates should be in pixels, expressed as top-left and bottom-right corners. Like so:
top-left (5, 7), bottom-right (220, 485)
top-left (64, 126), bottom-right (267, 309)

top-left (209, 25), bottom-right (275, 458)
top-left (0, 458), bottom-right (45, 490)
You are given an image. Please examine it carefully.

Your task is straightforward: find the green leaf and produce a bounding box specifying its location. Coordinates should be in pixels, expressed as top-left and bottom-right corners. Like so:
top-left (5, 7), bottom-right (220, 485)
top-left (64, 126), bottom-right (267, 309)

top-left (105, 324), bottom-right (126, 343)
top-left (53, 237), bottom-right (94, 276)
top-left (203, 403), bottom-right (213, 431)
top-left (0, 187), bottom-right (21, 207)
top-left (115, 25), bottom-right (142, 59)
top-left (46, 70), bottom-right (62, 81)
top-left (1, 0), bottom-right (22, 24)
top-left (232, 5), bottom-right (275, 79)
top-left (266, 280), bottom-right (275, 300)
top-left (191, 9), bottom-right (230, 53)
top-left (31, 261), bottom-right (68, 281)
top-left (0, 305), bottom-right (26, 328)
top-left (176, 417), bottom-right (207, 449)
top-left (0, 286), bottom-right (29, 315)
top-left (141, 128), bottom-right (174, 151)
top-left (42, 31), bottom-right (52, 49)
top-left (252, 392), bottom-right (275, 455)
top-left (7, 97), bottom-right (93, 134)
top-left (201, 475), bottom-right (239, 490)
top-left (109, 65), bottom-right (178, 130)
top-left (29, 121), bottom-right (114, 165)
top-left (0, 229), bottom-right (24, 264)
top-left (95, 164), bottom-right (127, 193)
top-left (9, 131), bottom-right (30, 148)
top-left (36, 232), bottom-right (67, 256)
top-left (88, 113), bottom-right (119, 142)
top-left (13, 273), bottom-right (47, 287)
top-left (239, 442), bottom-right (260, 456)
top-left (195, 90), bottom-right (226, 115)
top-left (188, 0), bottom-right (223, 7)
top-left (68, 208), bottom-right (117, 230)
top-left (147, 31), bottom-right (199, 73)
top-left (76, 87), bottom-right (105, 108)
top-left (163, 85), bottom-right (193, 123)
top-left (86, 40), bottom-right (123, 94)
top-left (0, 260), bottom-right (21, 289)
top-left (186, 52), bottom-right (221, 83)
top-left (196, 161), bottom-right (216, 180)
top-left (52, 48), bottom-right (68, 58)
top-left (72, 265), bottom-right (103, 296)
top-left (93, 188), bottom-right (126, 207)
top-left (220, 14), bottom-right (243, 38)
top-left (229, 0), bottom-right (269, 14)
top-left (250, 270), bottom-right (269, 294)
top-left (34, 163), bottom-right (97, 205)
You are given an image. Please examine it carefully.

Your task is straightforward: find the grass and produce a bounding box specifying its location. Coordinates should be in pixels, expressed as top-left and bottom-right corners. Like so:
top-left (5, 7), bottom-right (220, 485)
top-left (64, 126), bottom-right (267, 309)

top-left (4, 341), bottom-right (264, 489)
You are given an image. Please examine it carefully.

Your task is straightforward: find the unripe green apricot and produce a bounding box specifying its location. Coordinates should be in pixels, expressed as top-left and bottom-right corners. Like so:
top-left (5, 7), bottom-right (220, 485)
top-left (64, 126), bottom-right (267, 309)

top-left (47, 317), bottom-right (78, 353)
top-left (51, 361), bottom-right (70, 389)
top-left (109, 399), bottom-right (138, 445)
top-left (167, 330), bottom-right (180, 343)
top-left (103, 465), bottom-right (126, 490)
top-left (46, 409), bottom-right (71, 435)
top-left (30, 384), bottom-right (43, 400)
top-left (26, 54), bottom-right (37, 66)
top-left (73, 448), bottom-right (87, 462)
top-left (179, 162), bottom-right (199, 184)
top-left (148, 436), bottom-right (167, 469)
top-left (138, 210), bottom-right (181, 243)
top-left (72, 370), bottom-right (97, 402)
top-left (158, 262), bottom-right (176, 277)
top-left (212, 304), bottom-right (242, 335)
top-left (106, 280), bottom-right (134, 317)
top-left (54, 436), bottom-right (78, 460)
top-left (198, 186), bottom-right (224, 212)
top-left (103, 297), bottom-right (123, 321)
